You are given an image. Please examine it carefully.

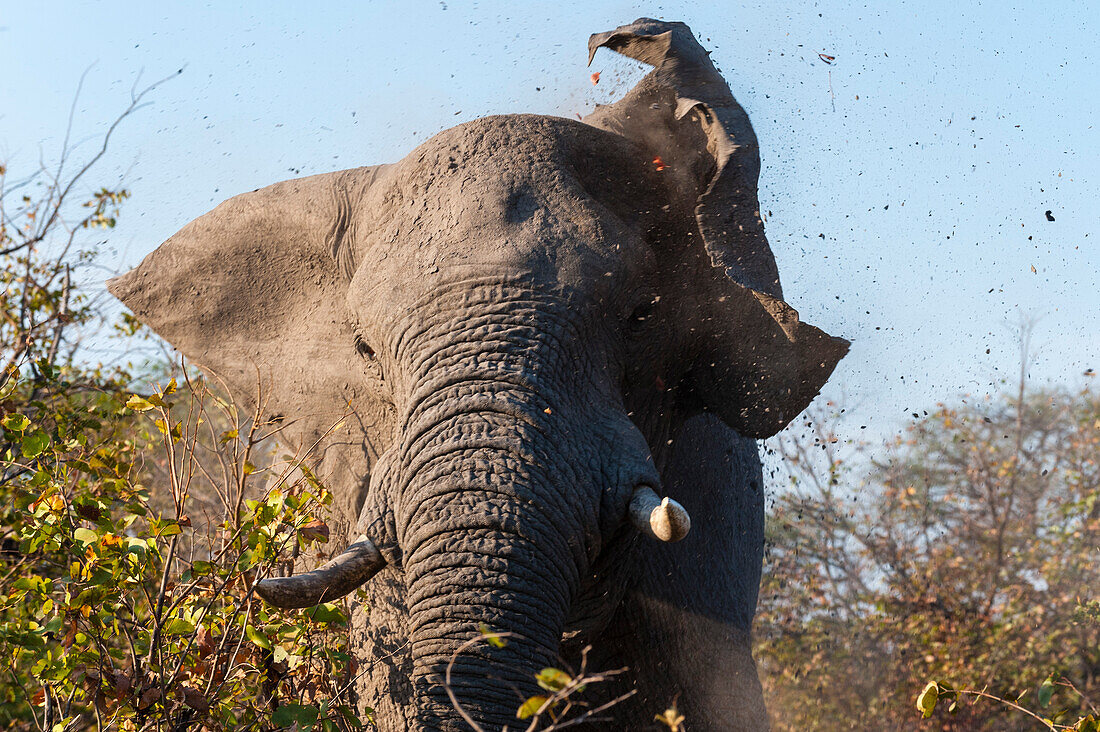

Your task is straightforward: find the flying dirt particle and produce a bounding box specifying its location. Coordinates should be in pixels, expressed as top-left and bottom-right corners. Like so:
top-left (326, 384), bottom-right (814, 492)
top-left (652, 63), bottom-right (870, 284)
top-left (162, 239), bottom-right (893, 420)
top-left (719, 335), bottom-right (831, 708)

top-left (653, 156), bottom-right (667, 171)
top-left (1045, 210), bottom-right (1055, 221)
top-left (1030, 264), bottom-right (1037, 273)
top-left (818, 53), bottom-right (835, 64)
top-left (590, 71), bottom-right (601, 85)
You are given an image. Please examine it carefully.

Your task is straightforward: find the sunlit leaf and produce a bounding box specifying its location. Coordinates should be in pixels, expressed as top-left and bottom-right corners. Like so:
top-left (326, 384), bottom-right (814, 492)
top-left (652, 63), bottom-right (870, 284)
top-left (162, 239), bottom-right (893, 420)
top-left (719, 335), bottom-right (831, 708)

top-left (125, 395), bottom-right (156, 412)
top-left (246, 624), bottom-right (272, 650)
top-left (2, 413), bottom-right (30, 432)
top-left (162, 617), bottom-right (196, 635)
top-left (917, 681), bottom-right (939, 719)
top-left (73, 528), bottom-right (98, 546)
top-left (536, 667), bottom-right (572, 692)
top-left (517, 695), bottom-right (549, 720)
top-left (21, 430), bottom-right (49, 457)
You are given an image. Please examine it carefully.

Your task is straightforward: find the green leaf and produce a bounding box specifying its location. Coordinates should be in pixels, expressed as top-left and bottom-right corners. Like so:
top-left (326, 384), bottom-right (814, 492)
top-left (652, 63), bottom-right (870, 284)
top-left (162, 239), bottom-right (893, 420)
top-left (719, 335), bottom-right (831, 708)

top-left (20, 429), bottom-right (49, 457)
top-left (73, 528), bottom-right (98, 546)
top-left (304, 602), bottom-right (347, 625)
top-left (246, 624), bottom-right (272, 650)
top-left (1039, 675), bottom-right (1056, 707)
top-left (163, 617), bottom-right (196, 635)
top-left (156, 521), bottom-right (182, 537)
top-left (272, 703), bottom-right (319, 729)
top-left (478, 622), bottom-right (507, 648)
top-left (917, 681), bottom-right (939, 719)
top-left (517, 695), bottom-right (549, 720)
top-left (21, 430), bottom-right (50, 458)
top-left (191, 560), bottom-right (214, 575)
top-left (536, 667), bottom-right (572, 692)
top-left (2, 413), bottom-right (30, 432)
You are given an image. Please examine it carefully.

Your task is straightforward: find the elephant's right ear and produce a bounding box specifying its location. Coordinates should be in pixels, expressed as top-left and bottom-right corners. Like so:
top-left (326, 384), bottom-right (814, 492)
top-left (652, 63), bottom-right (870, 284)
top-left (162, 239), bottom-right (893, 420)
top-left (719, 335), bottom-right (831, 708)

top-left (585, 20), bottom-right (848, 438)
top-left (108, 166), bottom-right (391, 442)
top-left (585, 18), bottom-right (779, 296)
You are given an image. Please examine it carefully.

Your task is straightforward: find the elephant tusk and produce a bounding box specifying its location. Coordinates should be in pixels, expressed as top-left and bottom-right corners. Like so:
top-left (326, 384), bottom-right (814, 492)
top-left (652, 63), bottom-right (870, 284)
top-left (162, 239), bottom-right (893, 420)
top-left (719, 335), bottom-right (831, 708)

top-left (629, 485), bottom-right (691, 542)
top-left (254, 535), bottom-right (385, 609)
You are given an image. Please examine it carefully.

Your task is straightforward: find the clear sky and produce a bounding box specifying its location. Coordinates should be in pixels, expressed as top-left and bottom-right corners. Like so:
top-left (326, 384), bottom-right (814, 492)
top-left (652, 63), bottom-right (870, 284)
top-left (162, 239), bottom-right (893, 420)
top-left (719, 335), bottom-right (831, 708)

top-left (2, 0), bottom-right (1097, 448)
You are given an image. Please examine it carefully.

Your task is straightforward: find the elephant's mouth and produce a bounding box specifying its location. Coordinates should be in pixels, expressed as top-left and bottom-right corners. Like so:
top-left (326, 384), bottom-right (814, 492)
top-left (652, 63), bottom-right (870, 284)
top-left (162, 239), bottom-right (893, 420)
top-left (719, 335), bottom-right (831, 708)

top-left (254, 484), bottom-right (690, 610)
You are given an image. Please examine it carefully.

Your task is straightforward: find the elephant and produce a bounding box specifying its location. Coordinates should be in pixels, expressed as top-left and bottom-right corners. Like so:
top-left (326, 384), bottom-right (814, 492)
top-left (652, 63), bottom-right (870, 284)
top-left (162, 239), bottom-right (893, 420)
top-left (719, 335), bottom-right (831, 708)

top-left (109, 19), bottom-right (847, 731)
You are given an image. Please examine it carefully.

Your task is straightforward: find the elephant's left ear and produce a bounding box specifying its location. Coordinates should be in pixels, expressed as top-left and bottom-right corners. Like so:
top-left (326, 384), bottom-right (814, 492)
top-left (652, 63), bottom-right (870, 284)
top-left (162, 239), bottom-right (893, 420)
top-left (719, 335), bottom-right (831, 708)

top-left (585, 19), bottom-right (848, 438)
top-left (108, 167), bottom-right (390, 442)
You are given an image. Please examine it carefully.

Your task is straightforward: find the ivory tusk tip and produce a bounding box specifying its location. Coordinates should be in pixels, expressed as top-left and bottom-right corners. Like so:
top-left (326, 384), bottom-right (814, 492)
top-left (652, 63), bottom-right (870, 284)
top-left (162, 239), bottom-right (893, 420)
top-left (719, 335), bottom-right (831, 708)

top-left (651, 496), bottom-right (691, 542)
top-left (628, 485), bottom-right (692, 542)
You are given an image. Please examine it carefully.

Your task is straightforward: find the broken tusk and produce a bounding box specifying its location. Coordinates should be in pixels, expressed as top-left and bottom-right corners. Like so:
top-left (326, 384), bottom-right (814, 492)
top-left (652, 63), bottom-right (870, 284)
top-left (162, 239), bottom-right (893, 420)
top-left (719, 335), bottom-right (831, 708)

top-left (254, 535), bottom-right (385, 609)
top-left (629, 485), bottom-right (691, 542)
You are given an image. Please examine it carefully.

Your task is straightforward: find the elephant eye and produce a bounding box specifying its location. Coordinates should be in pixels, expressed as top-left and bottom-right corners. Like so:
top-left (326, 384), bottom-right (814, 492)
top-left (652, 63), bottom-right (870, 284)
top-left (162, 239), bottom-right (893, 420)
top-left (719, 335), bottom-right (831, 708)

top-left (629, 298), bottom-right (657, 326)
top-left (354, 334), bottom-right (375, 358)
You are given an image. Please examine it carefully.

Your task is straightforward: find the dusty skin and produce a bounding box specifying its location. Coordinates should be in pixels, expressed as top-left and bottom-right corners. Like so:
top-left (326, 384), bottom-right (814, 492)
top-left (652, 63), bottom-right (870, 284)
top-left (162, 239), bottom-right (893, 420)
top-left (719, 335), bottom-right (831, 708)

top-left (111, 19), bottom-right (847, 732)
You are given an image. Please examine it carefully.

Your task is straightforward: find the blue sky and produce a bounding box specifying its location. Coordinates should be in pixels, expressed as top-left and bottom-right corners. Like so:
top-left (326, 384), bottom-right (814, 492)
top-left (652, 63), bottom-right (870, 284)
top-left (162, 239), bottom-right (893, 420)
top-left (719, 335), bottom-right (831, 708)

top-left (2, 0), bottom-right (1098, 446)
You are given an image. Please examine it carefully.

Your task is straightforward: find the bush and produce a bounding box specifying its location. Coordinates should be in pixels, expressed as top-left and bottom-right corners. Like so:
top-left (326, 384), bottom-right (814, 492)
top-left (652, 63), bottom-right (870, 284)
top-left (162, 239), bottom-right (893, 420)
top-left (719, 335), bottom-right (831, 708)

top-left (0, 86), bottom-right (361, 730)
top-left (758, 382), bottom-right (1100, 730)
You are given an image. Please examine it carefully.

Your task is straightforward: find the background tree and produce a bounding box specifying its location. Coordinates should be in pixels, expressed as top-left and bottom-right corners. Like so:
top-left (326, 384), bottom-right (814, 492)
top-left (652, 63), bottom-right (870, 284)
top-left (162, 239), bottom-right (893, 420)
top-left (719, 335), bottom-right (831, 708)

top-left (756, 348), bottom-right (1100, 730)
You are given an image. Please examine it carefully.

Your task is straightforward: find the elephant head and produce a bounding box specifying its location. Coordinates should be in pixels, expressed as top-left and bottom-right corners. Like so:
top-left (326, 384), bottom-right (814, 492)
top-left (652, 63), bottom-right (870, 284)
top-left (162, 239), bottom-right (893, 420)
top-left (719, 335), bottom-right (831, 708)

top-left (110, 19), bottom-right (846, 730)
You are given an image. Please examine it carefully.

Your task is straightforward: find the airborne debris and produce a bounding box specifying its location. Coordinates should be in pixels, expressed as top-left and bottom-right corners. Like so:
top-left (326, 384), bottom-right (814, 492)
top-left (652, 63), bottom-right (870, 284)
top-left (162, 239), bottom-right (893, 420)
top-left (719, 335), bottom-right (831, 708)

top-left (818, 53), bottom-right (835, 64)
top-left (590, 71), bottom-right (601, 85)
top-left (1045, 210), bottom-right (1055, 221)
top-left (653, 156), bottom-right (667, 171)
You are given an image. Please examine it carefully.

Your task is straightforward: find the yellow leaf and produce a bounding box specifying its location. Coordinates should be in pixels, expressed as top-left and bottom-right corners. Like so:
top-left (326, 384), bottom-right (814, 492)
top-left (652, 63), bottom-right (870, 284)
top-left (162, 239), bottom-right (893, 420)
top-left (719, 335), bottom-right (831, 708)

top-left (126, 395), bottom-right (156, 412)
top-left (517, 695), bottom-right (549, 720)
top-left (536, 667), bottom-right (572, 692)
top-left (917, 681), bottom-right (939, 719)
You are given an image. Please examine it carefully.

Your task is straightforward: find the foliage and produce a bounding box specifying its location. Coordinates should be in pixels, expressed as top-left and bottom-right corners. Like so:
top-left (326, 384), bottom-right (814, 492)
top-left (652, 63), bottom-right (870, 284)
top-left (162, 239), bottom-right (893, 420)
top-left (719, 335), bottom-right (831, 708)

top-left (1, 84), bottom-right (362, 731)
top-left (757, 381), bottom-right (1100, 730)
top-left (447, 630), bottom-right (637, 731)
top-left (1, 373), bottom-right (361, 731)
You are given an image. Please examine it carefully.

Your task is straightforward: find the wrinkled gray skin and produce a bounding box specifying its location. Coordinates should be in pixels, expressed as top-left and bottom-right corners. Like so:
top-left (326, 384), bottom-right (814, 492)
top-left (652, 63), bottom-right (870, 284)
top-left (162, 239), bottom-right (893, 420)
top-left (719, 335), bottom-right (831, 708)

top-left (110, 20), bottom-right (847, 731)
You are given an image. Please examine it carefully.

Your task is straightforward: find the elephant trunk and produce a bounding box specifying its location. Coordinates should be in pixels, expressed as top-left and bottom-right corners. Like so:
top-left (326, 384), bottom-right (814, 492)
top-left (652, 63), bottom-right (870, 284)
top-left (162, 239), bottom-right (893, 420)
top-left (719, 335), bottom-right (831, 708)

top-left (395, 409), bottom-right (582, 730)
top-left (359, 290), bottom-right (654, 729)
top-left (406, 520), bottom-right (572, 729)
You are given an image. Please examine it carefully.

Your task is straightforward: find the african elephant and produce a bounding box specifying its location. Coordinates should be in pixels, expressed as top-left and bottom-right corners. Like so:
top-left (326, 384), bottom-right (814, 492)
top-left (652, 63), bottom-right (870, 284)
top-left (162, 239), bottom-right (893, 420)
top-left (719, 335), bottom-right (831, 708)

top-left (110, 19), bottom-right (847, 731)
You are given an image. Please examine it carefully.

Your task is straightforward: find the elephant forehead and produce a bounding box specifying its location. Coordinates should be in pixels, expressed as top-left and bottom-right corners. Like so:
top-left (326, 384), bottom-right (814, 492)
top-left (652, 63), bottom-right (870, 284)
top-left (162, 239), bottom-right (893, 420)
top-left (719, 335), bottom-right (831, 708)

top-left (353, 114), bottom-right (666, 294)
